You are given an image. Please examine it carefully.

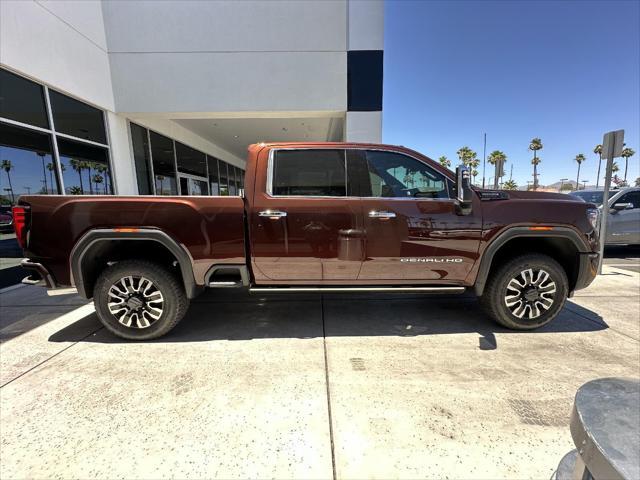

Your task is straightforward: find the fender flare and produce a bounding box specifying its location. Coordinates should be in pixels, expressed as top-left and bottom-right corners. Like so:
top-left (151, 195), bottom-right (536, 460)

top-left (473, 226), bottom-right (590, 296)
top-left (70, 228), bottom-right (198, 299)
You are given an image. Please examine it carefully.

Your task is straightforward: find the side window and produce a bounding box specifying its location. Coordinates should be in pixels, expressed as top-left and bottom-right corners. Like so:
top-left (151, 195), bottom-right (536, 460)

top-left (364, 150), bottom-right (449, 199)
top-left (272, 149), bottom-right (346, 196)
top-left (615, 191), bottom-right (640, 209)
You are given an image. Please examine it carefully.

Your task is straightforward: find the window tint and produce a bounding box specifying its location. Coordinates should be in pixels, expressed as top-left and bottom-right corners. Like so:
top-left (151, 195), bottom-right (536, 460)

top-left (615, 191), bottom-right (640, 209)
top-left (130, 123), bottom-right (153, 195)
top-left (364, 151), bottom-right (448, 199)
top-left (0, 69), bottom-right (49, 129)
top-left (57, 137), bottom-right (112, 195)
top-left (571, 191), bottom-right (604, 206)
top-left (272, 149), bottom-right (346, 196)
top-left (176, 142), bottom-right (207, 177)
top-left (49, 90), bottom-right (106, 144)
top-left (149, 132), bottom-right (177, 195)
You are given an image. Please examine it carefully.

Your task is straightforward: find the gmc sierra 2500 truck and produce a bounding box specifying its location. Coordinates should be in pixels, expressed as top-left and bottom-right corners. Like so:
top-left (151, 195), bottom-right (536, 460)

top-left (13, 142), bottom-right (600, 340)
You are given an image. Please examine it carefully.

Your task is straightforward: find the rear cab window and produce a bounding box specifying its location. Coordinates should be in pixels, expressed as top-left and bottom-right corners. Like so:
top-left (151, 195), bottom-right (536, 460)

top-left (271, 149), bottom-right (347, 196)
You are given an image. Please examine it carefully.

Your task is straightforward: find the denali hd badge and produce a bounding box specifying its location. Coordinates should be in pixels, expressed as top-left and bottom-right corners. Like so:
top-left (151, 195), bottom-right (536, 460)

top-left (400, 258), bottom-right (464, 263)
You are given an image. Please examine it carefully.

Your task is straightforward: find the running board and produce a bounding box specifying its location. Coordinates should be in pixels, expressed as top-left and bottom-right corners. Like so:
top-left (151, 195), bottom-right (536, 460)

top-left (250, 286), bottom-right (465, 294)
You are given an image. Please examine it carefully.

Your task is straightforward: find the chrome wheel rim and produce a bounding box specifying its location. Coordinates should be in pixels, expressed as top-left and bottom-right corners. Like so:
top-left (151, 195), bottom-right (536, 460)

top-left (504, 268), bottom-right (557, 320)
top-left (107, 276), bottom-right (164, 329)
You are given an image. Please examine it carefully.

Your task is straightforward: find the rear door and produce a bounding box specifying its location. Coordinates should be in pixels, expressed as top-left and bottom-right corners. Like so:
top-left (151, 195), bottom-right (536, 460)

top-left (249, 148), bottom-right (364, 282)
top-left (356, 149), bottom-right (482, 283)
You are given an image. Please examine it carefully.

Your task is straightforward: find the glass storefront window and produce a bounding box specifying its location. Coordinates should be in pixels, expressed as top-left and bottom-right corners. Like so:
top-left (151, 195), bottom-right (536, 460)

top-left (150, 132), bottom-right (177, 195)
top-left (208, 156), bottom-right (220, 195)
top-left (57, 137), bottom-right (111, 195)
top-left (0, 69), bottom-right (49, 129)
top-left (176, 142), bottom-right (207, 177)
top-left (0, 123), bottom-right (58, 204)
top-left (130, 123), bottom-right (153, 195)
top-left (218, 161), bottom-right (229, 196)
top-left (49, 90), bottom-right (107, 144)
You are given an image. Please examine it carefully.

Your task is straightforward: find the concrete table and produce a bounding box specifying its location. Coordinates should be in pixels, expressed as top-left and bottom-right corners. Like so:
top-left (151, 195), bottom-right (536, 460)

top-left (556, 378), bottom-right (640, 480)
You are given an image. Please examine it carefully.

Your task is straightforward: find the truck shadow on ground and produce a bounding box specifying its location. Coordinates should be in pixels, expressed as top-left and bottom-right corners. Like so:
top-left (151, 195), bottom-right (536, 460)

top-left (49, 292), bottom-right (607, 349)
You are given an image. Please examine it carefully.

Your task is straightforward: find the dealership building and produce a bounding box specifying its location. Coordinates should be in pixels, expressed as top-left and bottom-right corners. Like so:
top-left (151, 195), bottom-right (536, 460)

top-left (0, 0), bottom-right (383, 200)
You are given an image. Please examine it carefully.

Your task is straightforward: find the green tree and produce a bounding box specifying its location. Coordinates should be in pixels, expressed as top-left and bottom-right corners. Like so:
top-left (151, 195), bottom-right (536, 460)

top-left (1, 159), bottom-right (15, 204)
top-left (487, 150), bottom-right (507, 188)
top-left (612, 161), bottom-right (620, 174)
top-left (92, 173), bottom-right (104, 194)
top-left (438, 156), bottom-right (451, 169)
top-left (46, 162), bottom-right (57, 194)
top-left (593, 144), bottom-right (603, 188)
top-left (502, 179), bottom-right (518, 190)
top-left (457, 146), bottom-right (478, 183)
top-left (94, 164), bottom-right (108, 194)
top-left (529, 138), bottom-right (543, 190)
top-left (621, 147), bottom-right (635, 183)
top-left (69, 186), bottom-right (83, 195)
top-left (574, 153), bottom-right (586, 190)
top-left (69, 159), bottom-right (84, 194)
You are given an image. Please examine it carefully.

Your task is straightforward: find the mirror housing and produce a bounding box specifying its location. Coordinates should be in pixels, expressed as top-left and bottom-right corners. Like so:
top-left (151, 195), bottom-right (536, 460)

top-left (611, 202), bottom-right (632, 213)
top-left (455, 165), bottom-right (473, 215)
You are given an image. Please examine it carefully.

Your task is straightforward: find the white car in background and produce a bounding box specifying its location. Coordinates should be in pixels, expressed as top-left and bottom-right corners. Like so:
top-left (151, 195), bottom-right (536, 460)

top-left (570, 187), bottom-right (640, 245)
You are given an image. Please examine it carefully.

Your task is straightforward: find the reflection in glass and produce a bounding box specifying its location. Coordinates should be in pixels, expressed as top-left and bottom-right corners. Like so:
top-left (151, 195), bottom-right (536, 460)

top-left (58, 137), bottom-right (111, 195)
top-left (176, 142), bottom-right (207, 177)
top-left (0, 123), bottom-right (58, 205)
top-left (130, 123), bottom-right (153, 195)
top-left (49, 89), bottom-right (107, 144)
top-left (150, 132), bottom-right (177, 195)
top-left (218, 161), bottom-right (229, 196)
top-left (208, 156), bottom-right (219, 195)
top-left (0, 68), bottom-right (49, 129)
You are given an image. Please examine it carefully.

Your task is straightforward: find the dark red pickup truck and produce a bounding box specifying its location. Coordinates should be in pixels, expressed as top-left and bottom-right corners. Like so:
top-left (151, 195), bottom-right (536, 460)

top-left (13, 142), bottom-right (600, 339)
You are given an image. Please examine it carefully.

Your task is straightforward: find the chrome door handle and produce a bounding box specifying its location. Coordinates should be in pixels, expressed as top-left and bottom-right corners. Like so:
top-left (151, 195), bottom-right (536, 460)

top-left (258, 210), bottom-right (287, 218)
top-left (368, 210), bottom-right (396, 218)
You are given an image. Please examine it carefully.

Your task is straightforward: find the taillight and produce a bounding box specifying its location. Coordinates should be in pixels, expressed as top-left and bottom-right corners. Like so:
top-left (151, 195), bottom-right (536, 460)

top-left (12, 206), bottom-right (29, 249)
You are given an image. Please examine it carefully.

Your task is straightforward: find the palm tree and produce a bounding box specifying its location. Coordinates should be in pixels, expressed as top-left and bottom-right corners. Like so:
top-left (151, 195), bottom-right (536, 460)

top-left (456, 146), bottom-right (474, 166)
top-left (92, 173), bottom-right (104, 194)
top-left (621, 147), bottom-right (635, 183)
top-left (1, 159), bottom-right (15, 204)
top-left (487, 150), bottom-right (507, 188)
top-left (612, 161), bottom-right (620, 174)
top-left (529, 138), bottom-right (543, 190)
top-left (502, 179), bottom-right (518, 190)
top-left (46, 162), bottom-right (57, 194)
top-left (593, 144), bottom-right (603, 188)
top-left (80, 161), bottom-right (93, 194)
top-left (438, 156), bottom-right (451, 168)
top-left (94, 164), bottom-right (108, 194)
top-left (69, 159), bottom-right (84, 194)
top-left (469, 157), bottom-right (480, 185)
top-left (69, 186), bottom-right (83, 195)
top-left (574, 154), bottom-right (586, 190)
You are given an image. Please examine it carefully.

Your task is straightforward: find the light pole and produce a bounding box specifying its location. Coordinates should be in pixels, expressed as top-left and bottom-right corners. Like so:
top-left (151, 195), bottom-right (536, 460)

top-left (559, 178), bottom-right (569, 191)
top-left (23, 186), bottom-right (31, 194)
top-left (581, 180), bottom-right (589, 190)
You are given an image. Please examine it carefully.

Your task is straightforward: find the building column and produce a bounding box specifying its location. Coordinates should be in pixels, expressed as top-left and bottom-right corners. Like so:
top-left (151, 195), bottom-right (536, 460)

top-left (345, 111), bottom-right (382, 142)
top-left (106, 111), bottom-right (137, 195)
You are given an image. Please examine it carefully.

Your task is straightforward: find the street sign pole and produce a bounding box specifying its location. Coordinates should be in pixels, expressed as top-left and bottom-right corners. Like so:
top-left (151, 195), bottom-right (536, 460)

top-left (598, 129), bottom-right (624, 274)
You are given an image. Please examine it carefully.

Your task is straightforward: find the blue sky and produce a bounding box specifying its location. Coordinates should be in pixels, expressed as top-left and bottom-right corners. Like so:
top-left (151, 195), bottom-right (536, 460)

top-left (382, 0), bottom-right (640, 187)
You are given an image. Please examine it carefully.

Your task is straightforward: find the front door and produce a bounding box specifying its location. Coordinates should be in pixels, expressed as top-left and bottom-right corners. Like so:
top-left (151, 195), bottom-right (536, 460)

top-left (608, 190), bottom-right (640, 244)
top-left (249, 148), bottom-right (364, 282)
top-left (356, 149), bottom-right (482, 283)
top-left (178, 173), bottom-right (209, 196)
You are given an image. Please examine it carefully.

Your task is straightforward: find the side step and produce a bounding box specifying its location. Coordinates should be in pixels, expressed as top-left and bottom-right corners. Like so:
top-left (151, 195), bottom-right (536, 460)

top-left (250, 286), bottom-right (465, 294)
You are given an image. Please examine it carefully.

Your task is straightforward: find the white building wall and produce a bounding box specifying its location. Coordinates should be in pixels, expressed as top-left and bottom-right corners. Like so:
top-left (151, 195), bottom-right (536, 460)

top-left (0, 0), bottom-right (114, 110)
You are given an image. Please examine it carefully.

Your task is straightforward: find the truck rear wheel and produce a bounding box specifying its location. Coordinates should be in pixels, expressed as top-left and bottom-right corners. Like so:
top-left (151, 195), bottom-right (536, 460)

top-left (480, 253), bottom-right (568, 330)
top-left (94, 260), bottom-right (189, 340)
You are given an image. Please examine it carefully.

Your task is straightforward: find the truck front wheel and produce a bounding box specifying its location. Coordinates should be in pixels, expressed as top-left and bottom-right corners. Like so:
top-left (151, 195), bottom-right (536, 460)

top-left (93, 260), bottom-right (189, 340)
top-left (480, 253), bottom-right (568, 330)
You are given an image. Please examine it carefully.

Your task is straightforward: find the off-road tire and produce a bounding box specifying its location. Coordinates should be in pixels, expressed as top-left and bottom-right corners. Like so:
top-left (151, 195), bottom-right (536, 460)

top-left (94, 260), bottom-right (189, 340)
top-left (480, 253), bottom-right (568, 330)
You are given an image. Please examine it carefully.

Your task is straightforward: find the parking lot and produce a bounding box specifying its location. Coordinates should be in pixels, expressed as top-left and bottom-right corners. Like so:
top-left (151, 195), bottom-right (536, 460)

top-left (1, 258), bottom-right (638, 479)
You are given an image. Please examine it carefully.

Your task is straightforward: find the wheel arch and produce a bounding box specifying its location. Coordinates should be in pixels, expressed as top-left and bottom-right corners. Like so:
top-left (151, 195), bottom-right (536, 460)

top-left (474, 227), bottom-right (590, 296)
top-left (70, 228), bottom-right (199, 299)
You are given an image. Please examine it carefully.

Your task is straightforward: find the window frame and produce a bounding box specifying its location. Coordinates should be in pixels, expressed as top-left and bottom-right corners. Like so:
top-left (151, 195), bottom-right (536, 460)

top-left (614, 190), bottom-right (640, 209)
top-left (266, 147), bottom-right (453, 201)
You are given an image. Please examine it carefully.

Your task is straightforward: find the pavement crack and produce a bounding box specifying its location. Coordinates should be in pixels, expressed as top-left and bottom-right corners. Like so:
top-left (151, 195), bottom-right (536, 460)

top-left (321, 294), bottom-right (337, 480)
top-left (0, 325), bottom-right (104, 389)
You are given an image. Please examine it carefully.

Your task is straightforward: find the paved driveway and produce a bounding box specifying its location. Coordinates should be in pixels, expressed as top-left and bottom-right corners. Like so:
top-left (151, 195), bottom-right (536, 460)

top-left (1, 266), bottom-right (639, 479)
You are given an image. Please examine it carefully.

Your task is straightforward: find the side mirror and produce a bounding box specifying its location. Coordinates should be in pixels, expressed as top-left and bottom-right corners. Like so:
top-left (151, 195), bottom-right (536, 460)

top-left (611, 202), bottom-right (632, 213)
top-left (455, 165), bottom-right (473, 215)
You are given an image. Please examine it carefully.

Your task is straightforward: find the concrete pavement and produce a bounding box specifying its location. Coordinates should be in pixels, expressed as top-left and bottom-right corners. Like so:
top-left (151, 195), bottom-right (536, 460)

top-left (1, 266), bottom-right (639, 479)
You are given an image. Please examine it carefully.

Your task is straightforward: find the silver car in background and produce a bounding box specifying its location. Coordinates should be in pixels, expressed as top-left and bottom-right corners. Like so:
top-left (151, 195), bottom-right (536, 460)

top-left (570, 187), bottom-right (640, 245)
